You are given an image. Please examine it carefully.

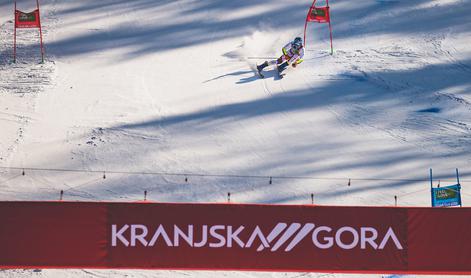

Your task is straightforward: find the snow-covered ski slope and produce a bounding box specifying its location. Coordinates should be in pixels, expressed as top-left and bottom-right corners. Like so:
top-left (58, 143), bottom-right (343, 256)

top-left (1, 0), bottom-right (470, 277)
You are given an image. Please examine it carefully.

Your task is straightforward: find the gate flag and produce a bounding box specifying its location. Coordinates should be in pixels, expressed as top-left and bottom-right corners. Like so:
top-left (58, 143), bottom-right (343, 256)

top-left (307, 6), bottom-right (330, 23)
top-left (304, 0), bottom-right (333, 55)
top-left (15, 10), bottom-right (41, 28)
top-left (13, 0), bottom-right (45, 63)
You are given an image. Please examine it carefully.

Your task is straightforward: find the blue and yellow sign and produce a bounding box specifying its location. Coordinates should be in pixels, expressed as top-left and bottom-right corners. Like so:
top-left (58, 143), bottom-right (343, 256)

top-left (432, 184), bottom-right (462, 207)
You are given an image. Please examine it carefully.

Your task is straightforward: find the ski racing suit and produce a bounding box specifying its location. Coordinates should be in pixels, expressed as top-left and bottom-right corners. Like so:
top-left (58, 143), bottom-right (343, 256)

top-left (258, 41), bottom-right (305, 73)
top-left (277, 42), bottom-right (305, 68)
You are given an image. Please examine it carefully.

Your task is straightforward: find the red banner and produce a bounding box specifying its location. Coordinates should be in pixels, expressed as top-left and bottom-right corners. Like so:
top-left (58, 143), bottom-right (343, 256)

top-left (15, 9), bottom-right (41, 28)
top-left (1, 202), bottom-right (471, 274)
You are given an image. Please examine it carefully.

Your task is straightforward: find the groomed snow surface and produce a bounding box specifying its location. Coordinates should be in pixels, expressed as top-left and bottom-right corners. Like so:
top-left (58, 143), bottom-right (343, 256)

top-left (1, 0), bottom-right (470, 277)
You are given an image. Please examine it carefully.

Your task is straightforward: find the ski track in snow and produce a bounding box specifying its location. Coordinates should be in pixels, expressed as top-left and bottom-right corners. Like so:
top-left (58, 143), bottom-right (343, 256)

top-left (311, 32), bottom-right (471, 157)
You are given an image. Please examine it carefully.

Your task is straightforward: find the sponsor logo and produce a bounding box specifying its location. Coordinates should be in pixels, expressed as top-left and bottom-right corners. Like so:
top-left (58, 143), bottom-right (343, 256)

top-left (111, 223), bottom-right (403, 251)
top-left (18, 12), bottom-right (37, 22)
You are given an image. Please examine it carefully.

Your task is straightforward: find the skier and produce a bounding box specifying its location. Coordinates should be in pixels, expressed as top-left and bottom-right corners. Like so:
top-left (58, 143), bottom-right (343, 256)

top-left (257, 37), bottom-right (304, 77)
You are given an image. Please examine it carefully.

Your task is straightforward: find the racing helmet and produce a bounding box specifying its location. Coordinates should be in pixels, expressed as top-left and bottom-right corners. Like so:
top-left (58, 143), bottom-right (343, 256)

top-left (292, 37), bottom-right (303, 50)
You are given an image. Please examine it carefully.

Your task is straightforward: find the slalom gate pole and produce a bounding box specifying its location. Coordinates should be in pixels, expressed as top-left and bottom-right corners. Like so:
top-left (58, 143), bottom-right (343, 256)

top-left (13, 1), bottom-right (17, 63)
top-left (37, 0), bottom-right (44, 63)
top-left (304, 0), bottom-right (316, 48)
top-left (327, 0), bottom-right (333, 55)
top-left (457, 168), bottom-right (462, 207)
top-left (430, 168), bottom-right (434, 207)
top-left (303, 19), bottom-right (308, 48)
top-left (328, 21), bottom-right (333, 55)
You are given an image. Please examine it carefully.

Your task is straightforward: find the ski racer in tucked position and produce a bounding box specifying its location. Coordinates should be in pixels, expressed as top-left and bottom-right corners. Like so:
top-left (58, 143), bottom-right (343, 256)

top-left (257, 37), bottom-right (304, 77)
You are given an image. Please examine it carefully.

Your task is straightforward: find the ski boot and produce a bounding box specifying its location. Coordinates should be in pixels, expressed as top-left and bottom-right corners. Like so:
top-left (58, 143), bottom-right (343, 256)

top-left (257, 61), bottom-right (268, 72)
top-left (277, 62), bottom-right (288, 73)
